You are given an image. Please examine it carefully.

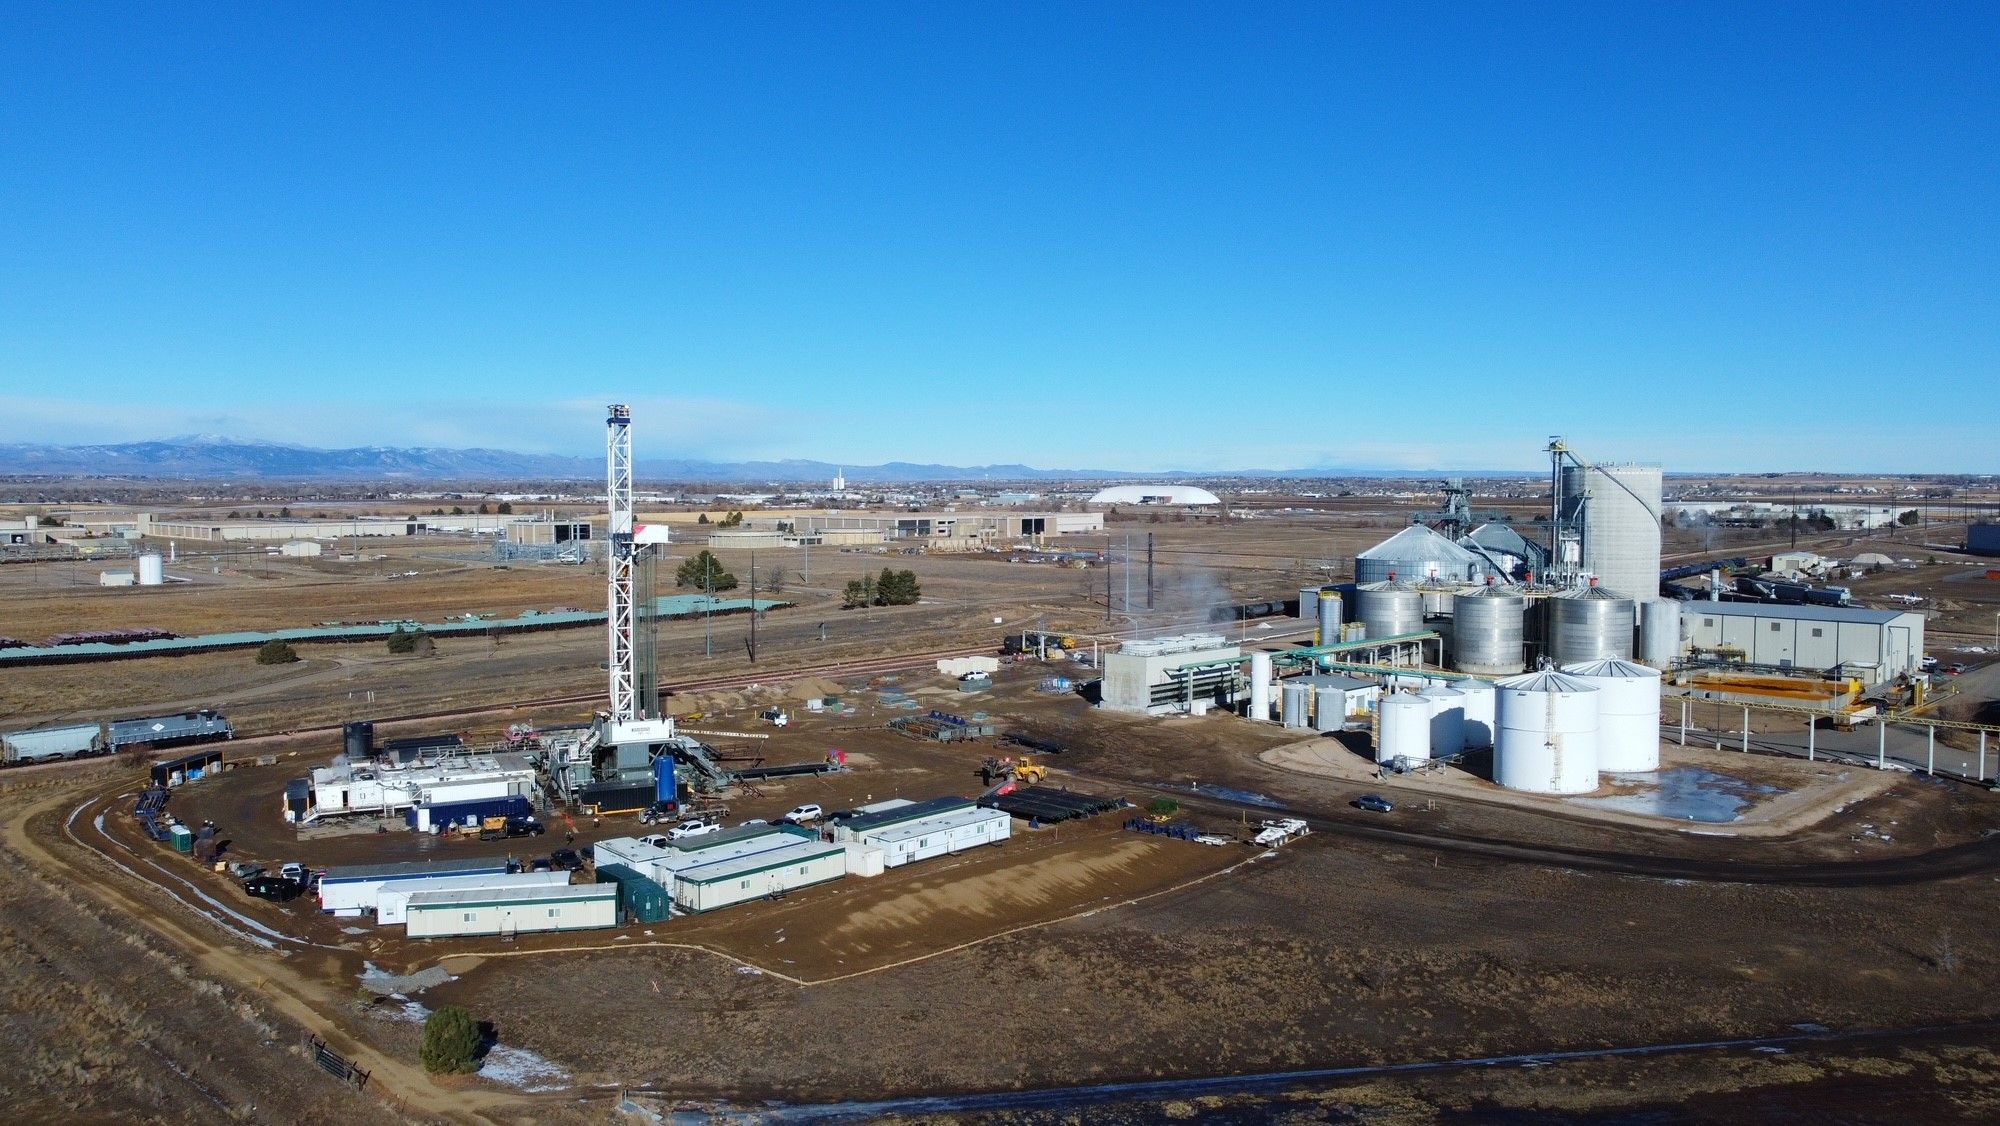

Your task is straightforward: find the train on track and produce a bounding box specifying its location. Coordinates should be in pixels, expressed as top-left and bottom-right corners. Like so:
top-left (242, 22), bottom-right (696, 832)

top-left (2, 709), bottom-right (234, 767)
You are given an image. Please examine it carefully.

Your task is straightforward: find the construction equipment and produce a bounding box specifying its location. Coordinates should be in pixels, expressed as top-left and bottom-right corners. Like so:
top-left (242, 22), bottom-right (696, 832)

top-left (979, 754), bottom-right (1048, 786)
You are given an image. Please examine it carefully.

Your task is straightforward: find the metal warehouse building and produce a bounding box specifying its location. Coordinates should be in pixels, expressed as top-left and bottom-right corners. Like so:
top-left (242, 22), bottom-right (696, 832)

top-left (1682, 603), bottom-right (1926, 684)
top-left (830, 796), bottom-right (1011, 867)
top-left (405, 883), bottom-right (619, 939)
top-left (1098, 635), bottom-right (1242, 715)
top-left (672, 839), bottom-right (848, 913)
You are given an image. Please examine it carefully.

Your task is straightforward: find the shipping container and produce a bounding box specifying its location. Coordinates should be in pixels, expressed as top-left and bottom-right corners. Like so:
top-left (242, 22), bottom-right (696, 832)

top-left (2, 722), bottom-right (105, 765)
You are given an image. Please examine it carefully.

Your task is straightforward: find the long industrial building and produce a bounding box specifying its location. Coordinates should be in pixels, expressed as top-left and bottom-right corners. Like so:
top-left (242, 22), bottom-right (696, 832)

top-left (1681, 602), bottom-right (1925, 682)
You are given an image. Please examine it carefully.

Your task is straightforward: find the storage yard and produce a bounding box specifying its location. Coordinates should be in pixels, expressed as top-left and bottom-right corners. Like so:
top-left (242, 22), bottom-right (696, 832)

top-left (4, 434), bottom-right (2000, 1123)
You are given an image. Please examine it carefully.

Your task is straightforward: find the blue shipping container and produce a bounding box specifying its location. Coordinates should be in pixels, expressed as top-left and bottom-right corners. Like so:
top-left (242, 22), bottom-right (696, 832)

top-left (405, 795), bottom-right (532, 830)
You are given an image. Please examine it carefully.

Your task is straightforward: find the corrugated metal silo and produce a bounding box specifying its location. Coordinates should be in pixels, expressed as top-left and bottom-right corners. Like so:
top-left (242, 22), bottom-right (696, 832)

top-left (1451, 586), bottom-right (1527, 674)
top-left (1316, 591), bottom-right (1343, 646)
top-left (1280, 682), bottom-right (1310, 728)
top-left (1313, 686), bottom-right (1345, 732)
top-left (1550, 584), bottom-right (1636, 664)
top-left (1560, 463), bottom-right (1663, 605)
top-left (1637, 599), bottom-right (1682, 668)
top-left (1356, 525), bottom-right (1494, 584)
top-left (1356, 579), bottom-right (1424, 641)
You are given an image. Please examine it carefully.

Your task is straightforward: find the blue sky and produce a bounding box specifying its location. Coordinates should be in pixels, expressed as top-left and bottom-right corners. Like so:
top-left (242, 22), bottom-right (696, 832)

top-left (1, 3), bottom-right (1994, 472)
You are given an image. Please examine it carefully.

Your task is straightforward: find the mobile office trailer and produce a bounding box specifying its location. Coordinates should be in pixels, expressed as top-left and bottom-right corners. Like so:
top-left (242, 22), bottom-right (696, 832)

top-left (376, 871), bottom-right (571, 925)
top-left (2, 722), bottom-right (106, 765)
top-left (671, 839), bottom-right (848, 914)
top-left (316, 858), bottom-right (512, 917)
top-left (404, 883), bottom-right (618, 938)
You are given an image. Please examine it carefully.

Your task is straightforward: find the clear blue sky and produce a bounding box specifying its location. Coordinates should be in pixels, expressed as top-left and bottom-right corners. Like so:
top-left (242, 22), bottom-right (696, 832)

top-left (1, 3), bottom-right (1994, 472)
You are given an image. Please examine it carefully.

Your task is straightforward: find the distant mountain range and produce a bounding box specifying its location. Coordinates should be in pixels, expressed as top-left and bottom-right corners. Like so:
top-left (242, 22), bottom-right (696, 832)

top-left (0, 436), bottom-right (1518, 483)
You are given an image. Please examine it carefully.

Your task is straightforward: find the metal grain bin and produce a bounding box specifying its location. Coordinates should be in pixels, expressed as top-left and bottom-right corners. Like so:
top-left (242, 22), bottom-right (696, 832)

top-left (1550, 584), bottom-right (1635, 664)
top-left (1315, 591), bottom-right (1343, 646)
top-left (1355, 579), bottom-right (1424, 642)
top-left (1636, 599), bottom-right (1682, 668)
top-left (1280, 683), bottom-right (1311, 729)
top-left (1451, 586), bottom-right (1528, 675)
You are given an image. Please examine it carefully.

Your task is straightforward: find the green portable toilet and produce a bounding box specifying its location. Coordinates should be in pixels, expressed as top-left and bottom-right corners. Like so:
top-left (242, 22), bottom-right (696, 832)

top-left (595, 863), bottom-right (672, 924)
top-left (168, 824), bottom-right (194, 854)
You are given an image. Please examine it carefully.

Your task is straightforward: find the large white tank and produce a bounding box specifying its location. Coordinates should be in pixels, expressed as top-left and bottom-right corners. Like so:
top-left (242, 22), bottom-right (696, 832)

top-left (1560, 463), bottom-right (1662, 605)
top-left (1636, 600), bottom-right (1683, 669)
top-left (1494, 670), bottom-right (1601, 794)
top-left (1455, 679), bottom-right (1497, 748)
top-left (1559, 658), bottom-right (1662, 772)
top-left (1377, 693), bottom-right (1431, 764)
top-left (1550, 584), bottom-right (1636, 664)
top-left (1452, 585), bottom-right (1527, 674)
top-left (1418, 685), bottom-right (1465, 757)
top-left (1356, 579), bottom-right (1424, 641)
top-left (137, 552), bottom-right (164, 586)
top-left (1248, 652), bottom-right (1274, 721)
top-left (1281, 683), bottom-right (1310, 728)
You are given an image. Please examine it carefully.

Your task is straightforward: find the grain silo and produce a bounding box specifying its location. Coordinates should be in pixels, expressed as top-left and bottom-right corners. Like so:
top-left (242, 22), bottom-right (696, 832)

top-left (1316, 591), bottom-right (1344, 646)
top-left (1356, 525), bottom-right (1495, 584)
top-left (1558, 659), bottom-right (1662, 772)
top-left (1355, 579), bottom-right (1424, 642)
top-left (1451, 585), bottom-right (1528, 675)
top-left (1494, 670), bottom-right (1601, 794)
top-left (1560, 463), bottom-right (1663, 605)
top-left (1550, 583), bottom-right (1636, 664)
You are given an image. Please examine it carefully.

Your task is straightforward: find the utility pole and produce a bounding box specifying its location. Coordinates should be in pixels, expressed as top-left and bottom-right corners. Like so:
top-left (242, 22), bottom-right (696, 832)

top-left (1147, 532), bottom-right (1155, 611)
top-left (747, 551), bottom-right (758, 664)
top-left (1103, 535), bottom-right (1112, 622)
top-left (703, 559), bottom-right (713, 659)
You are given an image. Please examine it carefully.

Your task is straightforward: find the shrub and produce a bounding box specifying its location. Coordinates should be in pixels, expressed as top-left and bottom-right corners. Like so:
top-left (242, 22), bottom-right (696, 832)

top-left (255, 639), bottom-right (298, 665)
top-left (419, 1005), bottom-right (481, 1074)
top-left (387, 627), bottom-right (426, 654)
top-left (1146, 798), bottom-right (1180, 817)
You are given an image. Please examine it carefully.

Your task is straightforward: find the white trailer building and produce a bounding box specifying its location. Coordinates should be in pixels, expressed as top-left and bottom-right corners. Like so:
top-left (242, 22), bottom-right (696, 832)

top-left (671, 839), bottom-right (848, 913)
top-left (595, 824), bottom-right (817, 886)
top-left (404, 883), bottom-right (619, 939)
top-left (1682, 603), bottom-right (1925, 685)
top-left (316, 859), bottom-right (513, 917)
top-left (375, 871), bottom-right (573, 925)
top-left (831, 796), bottom-right (1011, 867)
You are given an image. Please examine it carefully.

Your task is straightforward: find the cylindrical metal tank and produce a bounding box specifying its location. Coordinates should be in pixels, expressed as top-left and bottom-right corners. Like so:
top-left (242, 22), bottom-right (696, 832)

top-left (1451, 586), bottom-right (1528, 675)
top-left (1560, 463), bottom-right (1662, 604)
top-left (1316, 591), bottom-right (1343, 647)
top-left (343, 721), bottom-right (375, 759)
top-left (1494, 670), bottom-right (1601, 794)
top-left (1636, 599), bottom-right (1682, 669)
top-left (1313, 686), bottom-right (1345, 732)
top-left (1377, 693), bottom-right (1431, 764)
top-left (1356, 525), bottom-right (1491, 584)
top-left (1419, 684), bottom-right (1465, 757)
top-left (1551, 584), bottom-right (1636, 664)
top-left (1559, 659), bottom-right (1662, 772)
top-left (1456, 679), bottom-right (1497, 748)
top-left (137, 552), bottom-right (164, 586)
top-left (1281, 683), bottom-right (1310, 729)
top-left (1356, 579), bottom-right (1424, 641)
top-left (1249, 652), bottom-right (1274, 721)
top-left (1418, 582), bottom-right (1468, 616)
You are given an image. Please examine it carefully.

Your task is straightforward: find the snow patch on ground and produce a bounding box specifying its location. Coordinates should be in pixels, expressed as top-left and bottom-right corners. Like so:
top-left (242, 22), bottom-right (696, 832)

top-left (479, 1043), bottom-right (572, 1092)
top-left (359, 961), bottom-right (454, 994)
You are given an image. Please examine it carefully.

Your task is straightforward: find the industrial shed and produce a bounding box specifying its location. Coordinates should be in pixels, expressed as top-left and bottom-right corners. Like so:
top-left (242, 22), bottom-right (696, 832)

top-left (316, 859), bottom-right (512, 917)
top-left (405, 883), bottom-right (619, 938)
top-left (375, 871), bottom-right (573, 926)
top-left (1683, 603), bottom-right (1925, 684)
top-left (671, 839), bottom-right (848, 913)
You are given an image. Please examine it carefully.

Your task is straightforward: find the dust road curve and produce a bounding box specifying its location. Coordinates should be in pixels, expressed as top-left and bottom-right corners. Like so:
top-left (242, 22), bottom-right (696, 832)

top-left (1121, 776), bottom-right (2000, 888)
top-left (672, 1017), bottom-right (2000, 1122)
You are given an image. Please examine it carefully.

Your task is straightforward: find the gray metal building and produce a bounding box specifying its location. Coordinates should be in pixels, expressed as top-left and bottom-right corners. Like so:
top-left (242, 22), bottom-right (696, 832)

top-left (1681, 603), bottom-right (1925, 684)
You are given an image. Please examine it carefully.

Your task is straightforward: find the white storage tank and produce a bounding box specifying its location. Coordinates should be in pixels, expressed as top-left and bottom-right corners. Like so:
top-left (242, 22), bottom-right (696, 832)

top-left (1313, 685), bottom-right (1346, 732)
top-left (1376, 693), bottom-right (1432, 764)
top-left (1494, 670), bottom-right (1601, 794)
top-left (1419, 684), bottom-right (1466, 757)
top-left (1636, 599), bottom-right (1682, 669)
top-left (1455, 679), bottom-right (1497, 748)
top-left (137, 553), bottom-right (164, 586)
top-left (1249, 652), bottom-right (1274, 721)
top-left (1559, 658), bottom-right (1662, 772)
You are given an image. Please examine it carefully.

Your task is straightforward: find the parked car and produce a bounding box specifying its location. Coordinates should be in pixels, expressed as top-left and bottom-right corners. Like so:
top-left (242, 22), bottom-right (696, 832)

top-left (1354, 794), bottom-right (1395, 813)
top-left (639, 834), bottom-right (670, 849)
top-left (528, 857), bottom-right (553, 872)
top-left (667, 818), bottom-right (719, 841)
top-left (278, 861), bottom-right (308, 885)
top-left (242, 875), bottom-right (300, 902)
top-left (548, 848), bottom-right (584, 871)
top-left (783, 804), bottom-right (824, 825)
top-left (1946, 663), bottom-right (1968, 676)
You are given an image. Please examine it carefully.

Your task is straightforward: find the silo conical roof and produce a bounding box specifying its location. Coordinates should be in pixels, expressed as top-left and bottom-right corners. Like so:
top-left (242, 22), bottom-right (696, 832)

top-left (1556, 583), bottom-right (1634, 602)
top-left (1495, 670), bottom-right (1599, 693)
top-left (1559, 658), bottom-right (1659, 679)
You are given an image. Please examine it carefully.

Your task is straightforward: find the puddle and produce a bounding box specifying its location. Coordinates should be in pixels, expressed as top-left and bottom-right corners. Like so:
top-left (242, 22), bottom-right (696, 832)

top-left (1164, 782), bottom-right (1287, 809)
top-left (1566, 766), bottom-right (1784, 824)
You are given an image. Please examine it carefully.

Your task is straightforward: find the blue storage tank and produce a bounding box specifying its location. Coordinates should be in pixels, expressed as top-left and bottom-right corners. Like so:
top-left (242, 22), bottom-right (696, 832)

top-left (653, 756), bottom-right (677, 805)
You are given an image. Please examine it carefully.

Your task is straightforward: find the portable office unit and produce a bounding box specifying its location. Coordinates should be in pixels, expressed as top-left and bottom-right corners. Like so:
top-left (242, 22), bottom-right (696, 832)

top-left (670, 839), bottom-right (847, 914)
top-left (404, 883), bottom-right (619, 938)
